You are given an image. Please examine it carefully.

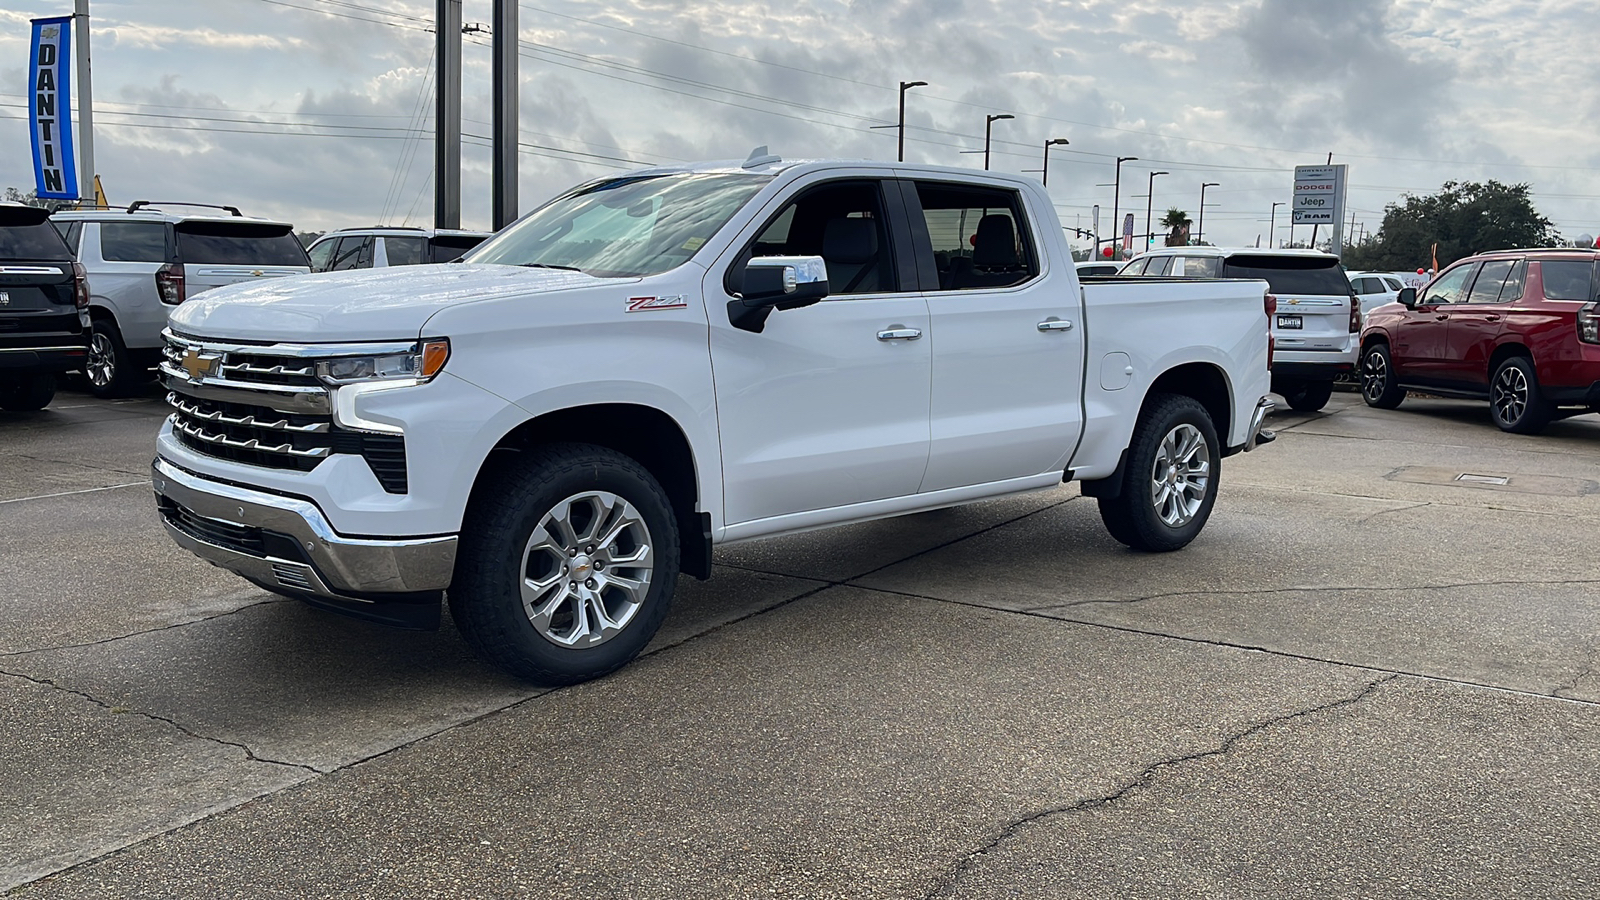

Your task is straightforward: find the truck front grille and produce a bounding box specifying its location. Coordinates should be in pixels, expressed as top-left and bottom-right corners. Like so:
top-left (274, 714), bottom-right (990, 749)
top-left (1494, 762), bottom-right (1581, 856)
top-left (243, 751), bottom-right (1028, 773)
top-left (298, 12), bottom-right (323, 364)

top-left (168, 392), bottom-right (331, 472)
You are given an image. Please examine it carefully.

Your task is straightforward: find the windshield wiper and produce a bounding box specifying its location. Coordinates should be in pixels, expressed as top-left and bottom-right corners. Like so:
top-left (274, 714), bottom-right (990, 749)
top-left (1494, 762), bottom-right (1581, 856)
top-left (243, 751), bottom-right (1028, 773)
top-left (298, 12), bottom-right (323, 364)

top-left (519, 263), bottom-right (584, 272)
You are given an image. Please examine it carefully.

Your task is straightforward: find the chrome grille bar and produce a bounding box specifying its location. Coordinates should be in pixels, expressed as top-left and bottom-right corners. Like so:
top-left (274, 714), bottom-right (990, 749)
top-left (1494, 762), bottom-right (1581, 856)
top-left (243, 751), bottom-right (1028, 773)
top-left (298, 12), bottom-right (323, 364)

top-left (166, 393), bottom-right (329, 433)
top-left (171, 416), bottom-right (331, 459)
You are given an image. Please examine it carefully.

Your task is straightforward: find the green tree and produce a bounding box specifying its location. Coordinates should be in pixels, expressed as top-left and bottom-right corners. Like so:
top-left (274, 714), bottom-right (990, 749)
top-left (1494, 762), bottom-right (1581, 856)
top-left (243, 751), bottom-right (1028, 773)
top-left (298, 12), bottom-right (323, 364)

top-left (1159, 207), bottom-right (1192, 247)
top-left (3, 187), bottom-right (71, 212)
top-left (1342, 181), bottom-right (1558, 270)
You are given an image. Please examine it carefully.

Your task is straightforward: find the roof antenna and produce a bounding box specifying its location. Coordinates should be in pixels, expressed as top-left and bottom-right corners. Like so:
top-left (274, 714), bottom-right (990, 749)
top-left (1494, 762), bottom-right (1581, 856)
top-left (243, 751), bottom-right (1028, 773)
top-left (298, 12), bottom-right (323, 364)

top-left (743, 146), bottom-right (781, 169)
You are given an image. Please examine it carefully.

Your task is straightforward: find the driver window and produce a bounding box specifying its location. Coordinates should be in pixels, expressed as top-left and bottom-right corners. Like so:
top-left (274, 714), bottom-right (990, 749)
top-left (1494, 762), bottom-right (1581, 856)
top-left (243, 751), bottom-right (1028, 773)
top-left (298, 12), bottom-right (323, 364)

top-left (1420, 263), bottom-right (1478, 305)
top-left (742, 180), bottom-right (896, 295)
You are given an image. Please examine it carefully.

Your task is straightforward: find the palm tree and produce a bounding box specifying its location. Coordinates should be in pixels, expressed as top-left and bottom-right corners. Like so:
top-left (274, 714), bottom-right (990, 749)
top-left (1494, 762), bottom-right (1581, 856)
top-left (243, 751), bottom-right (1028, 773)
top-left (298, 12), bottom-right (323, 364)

top-left (1159, 207), bottom-right (1192, 247)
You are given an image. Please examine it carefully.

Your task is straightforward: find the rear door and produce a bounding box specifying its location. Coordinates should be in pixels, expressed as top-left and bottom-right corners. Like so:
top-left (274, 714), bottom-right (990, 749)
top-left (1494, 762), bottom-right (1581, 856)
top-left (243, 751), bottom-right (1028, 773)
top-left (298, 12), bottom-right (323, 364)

top-left (0, 208), bottom-right (82, 355)
top-left (86, 219), bottom-right (171, 349)
top-left (174, 221), bottom-right (312, 295)
top-left (1221, 255), bottom-right (1353, 355)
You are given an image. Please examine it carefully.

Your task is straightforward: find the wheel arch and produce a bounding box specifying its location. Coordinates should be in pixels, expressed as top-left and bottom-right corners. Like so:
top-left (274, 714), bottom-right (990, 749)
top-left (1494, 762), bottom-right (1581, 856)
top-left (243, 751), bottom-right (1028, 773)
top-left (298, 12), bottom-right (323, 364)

top-left (1488, 340), bottom-right (1532, 375)
top-left (467, 403), bottom-right (710, 579)
top-left (1146, 362), bottom-right (1231, 441)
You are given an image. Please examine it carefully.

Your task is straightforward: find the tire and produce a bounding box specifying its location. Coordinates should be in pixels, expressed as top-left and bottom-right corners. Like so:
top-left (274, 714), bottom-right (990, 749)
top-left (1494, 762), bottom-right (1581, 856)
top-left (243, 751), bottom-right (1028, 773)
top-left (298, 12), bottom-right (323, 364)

top-left (0, 373), bottom-right (56, 411)
top-left (1360, 343), bottom-right (1405, 409)
top-left (1277, 377), bottom-right (1333, 412)
top-left (1098, 394), bottom-right (1221, 552)
top-left (1489, 356), bottom-right (1552, 435)
top-left (450, 443), bottom-right (680, 685)
top-left (86, 318), bottom-right (142, 398)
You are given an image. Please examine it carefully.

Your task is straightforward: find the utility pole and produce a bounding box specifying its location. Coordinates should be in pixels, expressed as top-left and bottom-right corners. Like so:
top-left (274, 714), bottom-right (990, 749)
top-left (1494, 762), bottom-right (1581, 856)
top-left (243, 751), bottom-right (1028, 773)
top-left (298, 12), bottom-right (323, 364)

top-left (1112, 156), bottom-right (1137, 259)
top-left (491, 0), bottom-right (518, 230)
top-left (983, 114), bottom-right (1013, 171)
top-left (1145, 170), bottom-right (1168, 251)
top-left (897, 81), bottom-right (926, 163)
top-left (435, 0), bottom-right (462, 230)
top-left (73, 0), bottom-right (95, 204)
top-left (1269, 202), bottom-right (1284, 248)
top-left (1198, 182), bottom-right (1219, 245)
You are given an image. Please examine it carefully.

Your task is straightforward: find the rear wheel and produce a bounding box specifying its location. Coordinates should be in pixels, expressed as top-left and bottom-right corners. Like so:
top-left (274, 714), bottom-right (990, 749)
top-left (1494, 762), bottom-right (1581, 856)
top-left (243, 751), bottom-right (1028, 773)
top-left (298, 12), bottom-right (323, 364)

top-left (86, 318), bottom-right (143, 398)
top-left (0, 373), bottom-right (56, 411)
top-left (1360, 343), bottom-right (1406, 409)
top-left (450, 443), bottom-right (680, 685)
top-left (1273, 375), bottom-right (1334, 412)
top-left (1489, 356), bottom-right (1552, 434)
top-left (1098, 394), bottom-right (1220, 552)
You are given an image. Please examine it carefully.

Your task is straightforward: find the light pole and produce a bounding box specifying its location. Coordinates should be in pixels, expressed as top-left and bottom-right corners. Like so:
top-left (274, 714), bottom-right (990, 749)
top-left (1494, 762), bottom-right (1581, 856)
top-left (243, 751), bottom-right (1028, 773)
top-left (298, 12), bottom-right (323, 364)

top-left (1111, 156), bottom-right (1137, 259)
top-left (1145, 170), bottom-right (1168, 251)
top-left (984, 114), bottom-right (1013, 171)
top-left (897, 80), bottom-right (926, 163)
top-left (1198, 182), bottom-right (1219, 245)
top-left (1041, 138), bottom-right (1069, 187)
top-left (1269, 202), bottom-right (1285, 248)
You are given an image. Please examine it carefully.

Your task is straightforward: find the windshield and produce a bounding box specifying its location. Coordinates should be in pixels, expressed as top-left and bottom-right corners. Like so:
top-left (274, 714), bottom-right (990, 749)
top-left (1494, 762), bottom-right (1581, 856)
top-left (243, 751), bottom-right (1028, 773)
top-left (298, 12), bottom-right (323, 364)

top-left (467, 173), bottom-right (769, 277)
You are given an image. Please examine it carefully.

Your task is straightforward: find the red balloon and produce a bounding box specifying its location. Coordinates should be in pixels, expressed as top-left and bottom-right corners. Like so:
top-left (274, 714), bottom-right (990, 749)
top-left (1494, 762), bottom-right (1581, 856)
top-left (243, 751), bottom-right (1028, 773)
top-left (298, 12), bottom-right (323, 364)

top-left (1417, 268), bottom-right (1425, 274)
top-left (1102, 246), bottom-right (1114, 258)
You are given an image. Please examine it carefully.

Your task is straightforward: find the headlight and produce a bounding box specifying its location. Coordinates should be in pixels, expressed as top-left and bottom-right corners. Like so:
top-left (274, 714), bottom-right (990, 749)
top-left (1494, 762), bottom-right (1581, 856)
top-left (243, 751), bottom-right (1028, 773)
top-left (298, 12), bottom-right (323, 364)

top-left (316, 338), bottom-right (450, 385)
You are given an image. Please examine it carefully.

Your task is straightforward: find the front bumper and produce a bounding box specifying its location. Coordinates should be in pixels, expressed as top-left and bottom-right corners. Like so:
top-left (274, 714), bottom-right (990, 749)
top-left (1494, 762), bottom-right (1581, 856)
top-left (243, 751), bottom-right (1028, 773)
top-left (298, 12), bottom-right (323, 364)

top-left (152, 457), bottom-right (456, 621)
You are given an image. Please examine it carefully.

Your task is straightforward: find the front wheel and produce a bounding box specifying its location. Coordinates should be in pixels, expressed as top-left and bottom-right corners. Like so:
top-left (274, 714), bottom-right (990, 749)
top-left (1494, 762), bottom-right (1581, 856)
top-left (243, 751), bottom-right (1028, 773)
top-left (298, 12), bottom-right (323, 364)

top-left (450, 443), bottom-right (680, 685)
top-left (1360, 343), bottom-right (1406, 409)
top-left (1098, 394), bottom-right (1221, 552)
top-left (0, 373), bottom-right (57, 411)
top-left (1489, 356), bottom-right (1552, 434)
top-left (86, 319), bottom-right (142, 398)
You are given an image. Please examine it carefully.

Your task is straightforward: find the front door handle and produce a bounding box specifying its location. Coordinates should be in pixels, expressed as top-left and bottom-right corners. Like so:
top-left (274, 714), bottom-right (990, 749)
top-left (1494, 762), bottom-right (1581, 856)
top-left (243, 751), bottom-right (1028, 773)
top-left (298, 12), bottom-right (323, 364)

top-left (1435, 314), bottom-right (1450, 321)
top-left (1484, 314), bottom-right (1501, 322)
top-left (877, 326), bottom-right (922, 341)
top-left (1037, 318), bottom-right (1074, 332)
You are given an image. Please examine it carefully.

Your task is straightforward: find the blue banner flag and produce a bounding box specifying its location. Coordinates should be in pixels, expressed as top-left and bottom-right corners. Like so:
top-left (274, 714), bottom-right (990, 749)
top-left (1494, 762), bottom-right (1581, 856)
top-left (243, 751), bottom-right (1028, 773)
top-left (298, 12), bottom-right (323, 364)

top-left (30, 16), bottom-right (78, 200)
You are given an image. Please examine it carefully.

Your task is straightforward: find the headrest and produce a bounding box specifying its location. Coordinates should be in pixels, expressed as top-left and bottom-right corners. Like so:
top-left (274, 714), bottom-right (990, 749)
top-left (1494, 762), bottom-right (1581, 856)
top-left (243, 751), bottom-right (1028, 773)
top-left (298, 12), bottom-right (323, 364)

top-left (972, 214), bottom-right (1019, 269)
top-left (823, 217), bottom-right (878, 265)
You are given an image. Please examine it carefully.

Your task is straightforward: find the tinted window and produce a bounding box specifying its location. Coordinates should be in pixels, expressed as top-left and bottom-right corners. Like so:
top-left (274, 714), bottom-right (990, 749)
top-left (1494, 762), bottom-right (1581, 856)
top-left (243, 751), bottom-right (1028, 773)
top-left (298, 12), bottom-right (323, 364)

top-left (175, 224), bottom-right (309, 267)
top-left (915, 182), bottom-right (1037, 291)
top-left (1498, 260), bottom-right (1525, 303)
top-left (50, 220), bottom-right (81, 254)
top-left (0, 222), bottom-right (74, 260)
top-left (1467, 260), bottom-right (1516, 304)
top-left (1220, 255), bottom-right (1351, 295)
top-left (306, 238), bottom-right (336, 272)
top-left (100, 222), bottom-right (169, 262)
top-left (1181, 257), bottom-right (1221, 277)
top-left (1539, 260), bottom-right (1593, 301)
top-left (1383, 277), bottom-right (1403, 291)
top-left (743, 180), bottom-right (897, 295)
top-left (384, 236), bottom-right (427, 266)
top-left (1419, 263), bottom-right (1478, 305)
top-left (430, 235), bottom-right (485, 262)
top-left (329, 236), bottom-right (371, 271)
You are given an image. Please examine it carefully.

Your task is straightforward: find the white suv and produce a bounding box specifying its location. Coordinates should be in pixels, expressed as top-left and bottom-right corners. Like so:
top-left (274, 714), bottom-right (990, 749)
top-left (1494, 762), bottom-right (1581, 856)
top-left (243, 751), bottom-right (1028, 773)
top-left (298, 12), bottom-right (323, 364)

top-left (305, 227), bottom-right (490, 273)
top-left (1120, 246), bottom-right (1359, 411)
top-left (52, 202), bottom-right (311, 396)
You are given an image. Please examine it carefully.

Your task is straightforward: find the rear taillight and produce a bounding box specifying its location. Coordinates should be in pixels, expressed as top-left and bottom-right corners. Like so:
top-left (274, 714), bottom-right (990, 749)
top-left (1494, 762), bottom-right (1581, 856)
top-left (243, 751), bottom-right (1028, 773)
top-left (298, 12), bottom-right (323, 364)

top-left (156, 263), bottom-right (186, 305)
top-left (71, 261), bottom-right (90, 309)
top-left (1265, 292), bottom-right (1277, 370)
top-left (1580, 301), bottom-right (1600, 344)
top-left (1349, 295), bottom-right (1361, 333)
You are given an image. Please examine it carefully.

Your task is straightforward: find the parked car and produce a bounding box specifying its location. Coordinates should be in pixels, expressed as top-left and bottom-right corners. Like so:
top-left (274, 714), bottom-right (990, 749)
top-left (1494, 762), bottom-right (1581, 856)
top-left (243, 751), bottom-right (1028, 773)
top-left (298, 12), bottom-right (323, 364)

top-left (305, 227), bottom-right (490, 273)
top-left (1075, 260), bottom-right (1121, 277)
top-left (1119, 246), bottom-right (1359, 411)
top-left (50, 202), bottom-right (312, 397)
top-left (0, 203), bottom-right (89, 411)
top-left (151, 155), bottom-right (1275, 685)
top-left (1360, 248), bottom-right (1600, 433)
top-left (1346, 270), bottom-right (1406, 316)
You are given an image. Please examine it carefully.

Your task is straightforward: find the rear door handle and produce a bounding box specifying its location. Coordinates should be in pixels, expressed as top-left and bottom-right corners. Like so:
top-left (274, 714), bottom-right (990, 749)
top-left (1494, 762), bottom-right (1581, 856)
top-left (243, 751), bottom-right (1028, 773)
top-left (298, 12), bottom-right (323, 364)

top-left (1435, 314), bottom-right (1450, 321)
top-left (877, 326), bottom-right (922, 341)
top-left (1037, 318), bottom-right (1074, 332)
top-left (1484, 315), bottom-right (1501, 322)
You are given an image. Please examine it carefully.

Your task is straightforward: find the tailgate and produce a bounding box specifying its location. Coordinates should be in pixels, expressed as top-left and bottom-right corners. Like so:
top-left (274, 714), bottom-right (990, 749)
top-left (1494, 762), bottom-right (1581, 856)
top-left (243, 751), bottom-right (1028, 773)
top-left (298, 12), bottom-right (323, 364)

top-left (186, 264), bottom-right (308, 294)
top-left (1220, 255), bottom-right (1353, 351)
top-left (1269, 293), bottom-right (1349, 350)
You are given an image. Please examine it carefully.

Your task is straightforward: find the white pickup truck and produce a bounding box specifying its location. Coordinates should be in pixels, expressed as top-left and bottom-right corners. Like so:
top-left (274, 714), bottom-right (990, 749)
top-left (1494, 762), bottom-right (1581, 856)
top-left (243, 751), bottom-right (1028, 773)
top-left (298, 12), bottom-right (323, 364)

top-left (152, 155), bottom-right (1276, 684)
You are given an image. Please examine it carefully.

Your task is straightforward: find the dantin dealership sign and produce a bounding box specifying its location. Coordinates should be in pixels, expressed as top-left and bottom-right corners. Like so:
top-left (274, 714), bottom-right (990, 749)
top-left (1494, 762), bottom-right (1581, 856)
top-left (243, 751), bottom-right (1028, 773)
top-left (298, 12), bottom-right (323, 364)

top-left (29, 16), bottom-right (78, 201)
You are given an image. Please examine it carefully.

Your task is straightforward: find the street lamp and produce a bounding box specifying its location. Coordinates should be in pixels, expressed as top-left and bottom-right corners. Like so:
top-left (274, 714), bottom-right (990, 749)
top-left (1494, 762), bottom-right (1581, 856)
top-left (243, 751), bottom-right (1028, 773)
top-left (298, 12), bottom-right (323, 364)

top-left (1270, 202), bottom-right (1285, 248)
top-left (1145, 170), bottom-right (1168, 251)
top-left (1111, 156), bottom-right (1137, 259)
top-left (984, 114), bottom-right (1014, 171)
top-left (1041, 138), bottom-right (1069, 187)
top-left (1198, 182), bottom-right (1219, 245)
top-left (897, 80), bottom-right (926, 163)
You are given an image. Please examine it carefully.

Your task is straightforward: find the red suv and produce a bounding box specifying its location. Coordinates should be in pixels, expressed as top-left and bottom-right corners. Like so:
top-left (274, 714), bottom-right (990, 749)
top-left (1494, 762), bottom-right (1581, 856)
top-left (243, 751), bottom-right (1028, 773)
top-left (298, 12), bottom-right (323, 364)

top-left (1359, 249), bottom-right (1600, 433)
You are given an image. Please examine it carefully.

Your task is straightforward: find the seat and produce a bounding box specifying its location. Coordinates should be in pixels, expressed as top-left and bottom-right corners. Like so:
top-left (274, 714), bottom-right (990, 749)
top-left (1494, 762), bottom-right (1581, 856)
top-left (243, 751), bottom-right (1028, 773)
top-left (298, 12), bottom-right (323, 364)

top-left (822, 217), bottom-right (881, 293)
top-left (951, 215), bottom-right (1026, 289)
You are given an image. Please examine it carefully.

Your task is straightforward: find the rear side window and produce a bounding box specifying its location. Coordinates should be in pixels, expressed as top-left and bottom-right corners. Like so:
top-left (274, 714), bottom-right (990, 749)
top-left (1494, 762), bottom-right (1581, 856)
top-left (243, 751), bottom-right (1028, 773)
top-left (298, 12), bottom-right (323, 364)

top-left (100, 222), bottom-right (170, 262)
top-left (1181, 257), bottom-right (1220, 277)
top-left (0, 222), bottom-right (74, 260)
top-left (430, 235), bottom-right (484, 262)
top-left (1146, 256), bottom-right (1174, 276)
top-left (384, 236), bottom-right (427, 266)
top-left (175, 222), bottom-right (310, 266)
top-left (1539, 260), bottom-right (1594, 301)
top-left (1221, 255), bottom-right (1351, 296)
top-left (915, 182), bottom-right (1037, 291)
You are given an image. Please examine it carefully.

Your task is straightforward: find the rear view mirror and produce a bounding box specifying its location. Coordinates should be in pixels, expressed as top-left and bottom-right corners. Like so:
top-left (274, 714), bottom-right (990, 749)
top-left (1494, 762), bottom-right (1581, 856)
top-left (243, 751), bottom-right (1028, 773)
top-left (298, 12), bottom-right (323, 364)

top-left (728, 256), bottom-right (829, 333)
top-left (1398, 287), bottom-right (1417, 308)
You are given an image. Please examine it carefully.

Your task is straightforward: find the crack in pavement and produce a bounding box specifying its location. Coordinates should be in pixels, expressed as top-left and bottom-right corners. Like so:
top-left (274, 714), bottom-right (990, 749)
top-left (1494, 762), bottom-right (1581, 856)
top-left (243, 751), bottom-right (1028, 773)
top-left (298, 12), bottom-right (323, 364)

top-left (919, 674), bottom-right (1400, 900)
top-left (1020, 577), bottom-right (1600, 613)
top-left (0, 596), bottom-right (291, 658)
top-left (1228, 482), bottom-right (1600, 524)
top-left (1358, 500), bottom-right (1432, 524)
top-left (1553, 642), bottom-right (1599, 700)
top-left (0, 667), bottom-right (322, 775)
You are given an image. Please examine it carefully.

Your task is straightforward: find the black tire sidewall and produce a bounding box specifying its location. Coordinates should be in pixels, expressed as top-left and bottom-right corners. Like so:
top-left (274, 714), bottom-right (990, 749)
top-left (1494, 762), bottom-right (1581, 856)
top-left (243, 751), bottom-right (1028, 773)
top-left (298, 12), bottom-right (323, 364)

top-left (0, 373), bottom-right (56, 411)
top-left (451, 444), bottom-right (680, 685)
top-left (1108, 394), bottom-right (1221, 552)
top-left (1287, 379), bottom-right (1333, 412)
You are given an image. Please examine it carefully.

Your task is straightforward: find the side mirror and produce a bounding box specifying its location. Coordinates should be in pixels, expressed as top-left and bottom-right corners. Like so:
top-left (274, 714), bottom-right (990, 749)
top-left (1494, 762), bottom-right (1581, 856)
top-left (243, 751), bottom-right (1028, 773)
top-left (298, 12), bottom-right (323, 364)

top-left (1397, 287), bottom-right (1417, 308)
top-left (727, 256), bottom-right (830, 333)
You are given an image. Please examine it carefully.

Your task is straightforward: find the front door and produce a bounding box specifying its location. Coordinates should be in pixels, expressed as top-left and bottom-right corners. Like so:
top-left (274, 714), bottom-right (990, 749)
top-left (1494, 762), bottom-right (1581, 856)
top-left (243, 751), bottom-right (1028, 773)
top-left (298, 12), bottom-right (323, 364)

top-left (1394, 262), bottom-right (1477, 384)
top-left (906, 178), bottom-right (1085, 492)
top-left (707, 177), bottom-right (931, 527)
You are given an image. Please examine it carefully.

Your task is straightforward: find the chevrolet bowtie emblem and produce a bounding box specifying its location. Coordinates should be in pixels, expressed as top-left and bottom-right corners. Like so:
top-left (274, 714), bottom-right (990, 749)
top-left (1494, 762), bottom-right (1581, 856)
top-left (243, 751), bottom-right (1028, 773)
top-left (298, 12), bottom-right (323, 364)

top-left (181, 349), bottom-right (221, 381)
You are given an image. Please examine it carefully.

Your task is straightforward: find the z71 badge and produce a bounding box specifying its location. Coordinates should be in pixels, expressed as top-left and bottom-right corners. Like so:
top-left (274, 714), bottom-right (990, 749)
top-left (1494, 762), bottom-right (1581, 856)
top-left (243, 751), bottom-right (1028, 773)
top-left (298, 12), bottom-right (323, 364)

top-left (626, 295), bottom-right (688, 313)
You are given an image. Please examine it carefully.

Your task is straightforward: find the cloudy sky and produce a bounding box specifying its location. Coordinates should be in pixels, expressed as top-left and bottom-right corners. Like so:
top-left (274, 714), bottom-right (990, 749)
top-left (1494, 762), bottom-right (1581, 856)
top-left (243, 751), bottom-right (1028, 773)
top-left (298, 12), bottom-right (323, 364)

top-left (2, 0), bottom-right (1596, 253)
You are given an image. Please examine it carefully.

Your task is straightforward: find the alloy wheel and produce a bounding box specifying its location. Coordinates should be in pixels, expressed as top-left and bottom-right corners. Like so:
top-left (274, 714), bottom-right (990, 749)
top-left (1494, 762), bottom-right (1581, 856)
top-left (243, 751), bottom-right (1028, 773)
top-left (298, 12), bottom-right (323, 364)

top-left (1492, 365), bottom-right (1528, 424)
top-left (86, 332), bottom-right (116, 388)
top-left (1149, 423), bottom-right (1210, 528)
top-left (519, 490), bottom-right (654, 649)
top-left (1362, 351), bottom-right (1388, 403)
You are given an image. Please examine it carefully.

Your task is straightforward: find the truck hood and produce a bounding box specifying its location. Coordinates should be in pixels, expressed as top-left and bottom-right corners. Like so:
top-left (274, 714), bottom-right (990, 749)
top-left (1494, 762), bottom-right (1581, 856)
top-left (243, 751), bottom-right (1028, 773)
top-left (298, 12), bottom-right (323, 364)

top-left (167, 264), bottom-right (615, 343)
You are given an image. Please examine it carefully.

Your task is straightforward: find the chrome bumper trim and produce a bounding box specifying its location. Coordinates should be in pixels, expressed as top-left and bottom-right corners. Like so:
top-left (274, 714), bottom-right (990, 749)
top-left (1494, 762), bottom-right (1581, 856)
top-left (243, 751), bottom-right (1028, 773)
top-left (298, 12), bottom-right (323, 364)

top-left (1244, 396), bottom-right (1275, 452)
top-left (151, 458), bottom-right (455, 597)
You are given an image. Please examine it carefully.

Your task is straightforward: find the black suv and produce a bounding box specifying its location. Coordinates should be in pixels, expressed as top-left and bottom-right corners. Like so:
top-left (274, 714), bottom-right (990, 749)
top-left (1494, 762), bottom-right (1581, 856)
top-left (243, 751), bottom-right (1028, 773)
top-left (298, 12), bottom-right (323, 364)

top-left (0, 204), bottom-right (89, 411)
